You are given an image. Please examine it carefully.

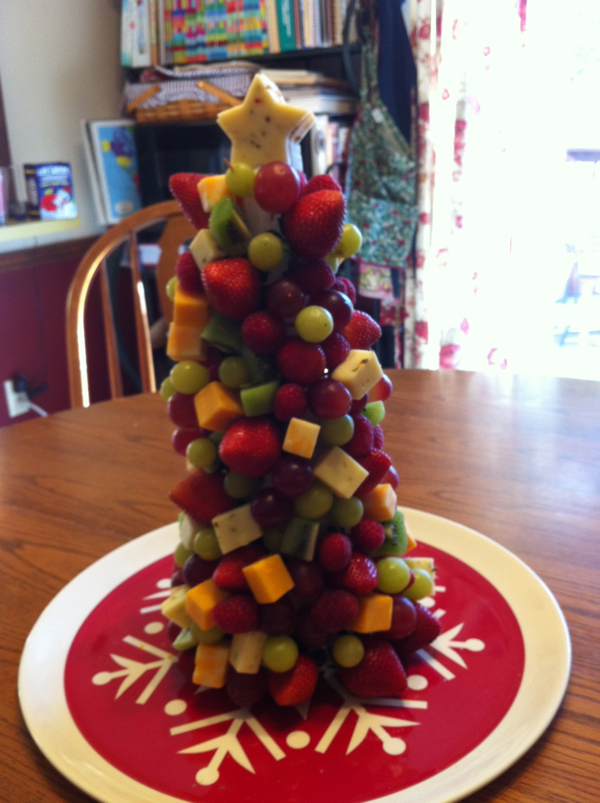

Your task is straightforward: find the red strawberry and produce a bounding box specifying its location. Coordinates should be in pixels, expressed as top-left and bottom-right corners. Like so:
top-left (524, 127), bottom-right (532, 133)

top-left (321, 332), bottom-right (351, 371)
top-left (213, 595), bottom-right (258, 633)
top-left (332, 277), bottom-right (357, 305)
top-left (276, 337), bottom-right (326, 385)
top-left (289, 258), bottom-right (335, 295)
top-left (301, 174), bottom-right (342, 196)
top-left (318, 532), bottom-right (352, 572)
top-left (212, 543), bottom-right (266, 591)
top-left (355, 450), bottom-right (393, 498)
top-left (340, 636), bottom-right (407, 698)
top-left (203, 258), bottom-right (261, 321)
top-left (241, 311), bottom-right (286, 355)
top-left (283, 190), bottom-right (346, 259)
top-left (351, 519), bottom-right (385, 552)
top-left (175, 251), bottom-right (204, 294)
top-left (329, 552), bottom-right (379, 595)
top-left (219, 417), bottom-right (282, 478)
top-left (294, 606), bottom-right (329, 648)
top-left (344, 414), bottom-right (374, 458)
top-left (373, 424), bottom-right (385, 451)
top-left (268, 655), bottom-right (319, 706)
top-left (273, 383), bottom-right (307, 422)
top-left (393, 602), bottom-right (442, 657)
top-left (169, 173), bottom-right (210, 230)
top-left (311, 589), bottom-right (358, 632)
top-left (226, 665), bottom-right (268, 707)
top-left (169, 470), bottom-right (234, 524)
top-left (258, 596), bottom-right (296, 635)
top-left (342, 310), bottom-right (381, 350)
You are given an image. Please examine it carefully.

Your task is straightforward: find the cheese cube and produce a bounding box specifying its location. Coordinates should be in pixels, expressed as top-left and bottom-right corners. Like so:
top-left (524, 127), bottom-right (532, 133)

top-left (283, 417), bottom-right (320, 459)
top-left (351, 593), bottom-right (393, 633)
top-left (179, 513), bottom-right (201, 550)
top-left (405, 557), bottom-right (435, 580)
top-left (242, 554), bottom-right (294, 604)
top-left (173, 286), bottom-right (210, 331)
top-left (229, 631), bottom-right (269, 674)
top-left (189, 228), bottom-right (225, 270)
top-left (212, 503), bottom-right (263, 554)
top-left (405, 522), bottom-right (417, 553)
top-left (186, 578), bottom-right (229, 631)
top-left (361, 484), bottom-right (398, 522)
top-left (167, 324), bottom-right (208, 363)
top-left (193, 641), bottom-right (230, 688)
top-left (161, 585), bottom-right (192, 630)
top-left (194, 381), bottom-right (244, 432)
top-left (313, 447), bottom-right (369, 499)
top-left (198, 175), bottom-right (234, 213)
top-left (332, 350), bottom-right (384, 400)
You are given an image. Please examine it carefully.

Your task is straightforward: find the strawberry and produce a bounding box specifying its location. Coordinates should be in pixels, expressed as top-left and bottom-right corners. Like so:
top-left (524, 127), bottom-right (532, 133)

top-left (169, 470), bottom-right (234, 524)
top-left (340, 636), bottom-right (407, 698)
top-left (241, 311), bottom-right (286, 355)
top-left (301, 174), bottom-right (342, 196)
top-left (219, 416), bottom-right (282, 478)
top-left (283, 190), bottom-right (346, 259)
top-left (373, 424), bottom-right (385, 451)
top-left (342, 310), bottom-right (381, 350)
top-left (321, 332), bottom-right (351, 371)
top-left (273, 383), bottom-right (307, 422)
top-left (344, 414), bottom-right (374, 458)
top-left (289, 258), bottom-right (335, 295)
top-left (311, 589), bottom-right (358, 632)
top-left (351, 519), bottom-right (385, 552)
top-left (293, 606), bottom-right (329, 648)
top-left (268, 655), bottom-right (319, 706)
top-left (169, 173), bottom-right (210, 230)
top-left (203, 258), bottom-right (261, 321)
top-left (212, 543), bottom-right (266, 591)
top-left (393, 602), bottom-right (442, 657)
top-left (332, 276), bottom-right (357, 305)
top-left (318, 532), bottom-right (352, 572)
top-left (355, 450), bottom-right (393, 498)
top-left (213, 595), bottom-right (258, 633)
top-left (175, 251), bottom-right (204, 294)
top-left (226, 665), bottom-right (268, 707)
top-left (276, 337), bottom-right (326, 385)
top-left (329, 552), bottom-right (379, 595)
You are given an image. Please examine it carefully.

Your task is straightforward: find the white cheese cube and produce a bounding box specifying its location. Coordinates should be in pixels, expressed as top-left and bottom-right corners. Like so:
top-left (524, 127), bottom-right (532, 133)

top-left (313, 447), bottom-right (369, 499)
top-left (212, 503), bottom-right (263, 554)
top-left (229, 631), bottom-right (269, 674)
top-left (332, 350), bottom-right (384, 400)
top-left (161, 585), bottom-right (192, 629)
top-left (190, 228), bottom-right (224, 271)
top-left (283, 417), bottom-right (320, 459)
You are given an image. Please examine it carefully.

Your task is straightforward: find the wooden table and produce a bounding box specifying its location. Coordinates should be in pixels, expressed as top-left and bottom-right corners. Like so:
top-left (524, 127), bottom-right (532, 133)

top-left (1, 370), bottom-right (598, 802)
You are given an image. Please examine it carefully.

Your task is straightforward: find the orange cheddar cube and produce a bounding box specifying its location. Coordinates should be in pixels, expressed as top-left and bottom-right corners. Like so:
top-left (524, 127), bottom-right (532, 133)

top-left (194, 381), bottom-right (244, 432)
top-left (242, 554), bottom-right (294, 604)
top-left (405, 521), bottom-right (417, 553)
top-left (173, 287), bottom-right (210, 331)
top-left (186, 578), bottom-right (229, 631)
top-left (192, 641), bottom-right (230, 688)
top-left (283, 417), bottom-right (320, 459)
top-left (361, 484), bottom-right (398, 522)
top-left (351, 593), bottom-right (393, 633)
top-left (167, 324), bottom-right (208, 363)
top-left (198, 174), bottom-right (234, 213)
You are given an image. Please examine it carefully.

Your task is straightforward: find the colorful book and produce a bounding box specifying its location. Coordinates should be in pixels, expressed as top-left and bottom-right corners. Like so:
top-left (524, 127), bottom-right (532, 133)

top-left (276, 0), bottom-right (295, 51)
top-left (121, 0), bottom-right (152, 67)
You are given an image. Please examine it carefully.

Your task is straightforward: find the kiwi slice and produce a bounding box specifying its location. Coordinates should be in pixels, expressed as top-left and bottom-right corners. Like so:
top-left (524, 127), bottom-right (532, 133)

top-left (241, 380), bottom-right (279, 417)
top-left (241, 343), bottom-right (276, 384)
top-left (281, 517), bottom-right (320, 561)
top-left (202, 313), bottom-right (243, 353)
top-left (370, 508), bottom-right (409, 557)
top-left (209, 196), bottom-right (251, 253)
top-left (172, 627), bottom-right (199, 652)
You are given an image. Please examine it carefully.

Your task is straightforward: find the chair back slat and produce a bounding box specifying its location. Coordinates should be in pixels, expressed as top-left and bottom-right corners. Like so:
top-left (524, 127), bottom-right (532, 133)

top-left (128, 231), bottom-right (156, 395)
top-left (100, 259), bottom-right (124, 400)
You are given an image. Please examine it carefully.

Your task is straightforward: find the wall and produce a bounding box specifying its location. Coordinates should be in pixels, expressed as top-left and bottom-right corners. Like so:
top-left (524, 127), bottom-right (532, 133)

top-left (0, 0), bottom-right (123, 253)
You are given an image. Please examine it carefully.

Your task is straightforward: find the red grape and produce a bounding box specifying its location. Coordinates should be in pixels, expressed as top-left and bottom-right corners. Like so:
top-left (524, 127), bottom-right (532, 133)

top-left (258, 597), bottom-right (296, 635)
top-left (168, 391), bottom-right (198, 428)
top-left (250, 487), bottom-right (294, 528)
top-left (172, 427), bottom-right (205, 456)
top-left (311, 290), bottom-right (354, 331)
top-left (386, 596), bottom-right (417, 639)
top-left (350, 393), bottom-right (369, 416)
top-left (271, 455), bottom-right (314, 497)
top-left (286, 559), bottom-right (324, 599)
top-left (370, 374), bottom-right (393, 402)
top-left (182, 554), bottom-right (219, 587)
top-left (266, 279), bottom-right (305, 319)
top-left (383, 465), bottom-right (400, 489)
top-left (273, 383), bottom-right (307, 422)
top-left (254, 161), bottom-right (301, 214)
top-left (306, 378), bottom-right (352, 419)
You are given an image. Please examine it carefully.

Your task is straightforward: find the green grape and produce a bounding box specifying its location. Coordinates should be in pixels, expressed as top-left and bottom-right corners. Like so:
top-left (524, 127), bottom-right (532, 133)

top-left (174, 541), bottom-right (193, 568)
top-left (294, 481), bottom-right (333, 519)
top-left (262, 527), bottom-right (284, 552)
top-left (193, 527), bottom-right (222, 560)
top-left (376, 557), bottom-right (411, 594)
top-left (403, 568), bottom-right (434, 601)
top-left (248, 233), bottom-right (284, 271)
top-left (329, 496), bottom-right (364, 529)
top-left (187, 438), bottom-right (217, 469)
top-left (262, 635), bottom-right (299, 672)
top-left (160, 377), bottom-right (175, 402)
top-left (295, 306), bottom-right (334, 343)
top-left (319, 415), bottom-right (354, 446)
top-left (170, 361), bottom-right (210, 395)
top-left (325, 254), bottom-right (340, 272)
top-left (219, 356), bottom-right (250, 388)
top-left (208, 431), bottom-right (224, 446)
top-left (225, 161), bottom-right (255, 196)
top-left (202, 460), bottom-right (222, 474)
top-left (332, 634), bottom-right (364, 668)
top-left (223, 472), bottom-right (261, 499)
top-left (189, 621), bottom-right (226, 645)
top-left (363, 400), bottom-right (386, 426)
top-left (166, 276), bottom-right (178, 302)
top-left (333, 223), bottom-right (363, 259)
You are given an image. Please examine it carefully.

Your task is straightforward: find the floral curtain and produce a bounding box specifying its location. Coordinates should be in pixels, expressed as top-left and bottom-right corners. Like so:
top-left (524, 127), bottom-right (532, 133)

top-left (404, 0), bottom-right (527, 370)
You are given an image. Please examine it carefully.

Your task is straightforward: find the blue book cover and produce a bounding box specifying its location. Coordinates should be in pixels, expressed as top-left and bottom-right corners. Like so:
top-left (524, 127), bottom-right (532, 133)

top-left (89, 121), bottom-right (142, 225)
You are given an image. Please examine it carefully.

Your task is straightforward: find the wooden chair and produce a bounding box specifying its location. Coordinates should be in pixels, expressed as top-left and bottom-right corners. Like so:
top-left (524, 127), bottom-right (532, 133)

top-left (66, 200), bottom-right (196, 408)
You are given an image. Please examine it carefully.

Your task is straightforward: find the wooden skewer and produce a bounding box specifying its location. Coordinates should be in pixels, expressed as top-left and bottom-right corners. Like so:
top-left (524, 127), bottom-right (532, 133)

top-left (196, 80), bottom-right (242, 107)
top-left (126, 84), bottom-right (160, 114)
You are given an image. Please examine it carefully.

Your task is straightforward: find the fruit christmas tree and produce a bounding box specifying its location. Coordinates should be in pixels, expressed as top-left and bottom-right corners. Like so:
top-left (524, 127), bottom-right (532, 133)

top-left (160, 74), bottom-right (441, 708)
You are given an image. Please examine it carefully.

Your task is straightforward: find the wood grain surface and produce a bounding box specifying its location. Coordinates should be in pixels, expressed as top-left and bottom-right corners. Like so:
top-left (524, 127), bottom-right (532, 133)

top-left (1, 369), bottom-right (598, 803)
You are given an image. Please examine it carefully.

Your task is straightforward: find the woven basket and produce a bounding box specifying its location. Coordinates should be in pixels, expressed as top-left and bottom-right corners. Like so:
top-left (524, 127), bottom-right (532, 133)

top-left (126, 80), bottom-right (241, 124)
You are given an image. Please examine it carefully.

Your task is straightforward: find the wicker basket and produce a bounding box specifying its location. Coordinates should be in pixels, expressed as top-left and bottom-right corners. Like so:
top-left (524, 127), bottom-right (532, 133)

top-left (126, 81), bottom-right (241, 124)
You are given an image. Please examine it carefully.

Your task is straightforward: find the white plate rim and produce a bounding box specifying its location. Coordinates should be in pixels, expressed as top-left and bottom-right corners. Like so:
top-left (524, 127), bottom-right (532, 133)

top-left (18, 508), bottom-right (571, 803)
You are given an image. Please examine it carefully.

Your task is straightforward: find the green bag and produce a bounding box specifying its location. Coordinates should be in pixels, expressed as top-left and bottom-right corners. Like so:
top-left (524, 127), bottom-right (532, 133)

top-left (346, 34), bottom-right (418, 267)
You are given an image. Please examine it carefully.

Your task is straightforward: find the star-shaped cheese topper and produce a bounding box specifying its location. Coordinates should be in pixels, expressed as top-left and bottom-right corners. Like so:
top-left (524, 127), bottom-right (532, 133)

top-left (217, 73), bottom-right (315, 167)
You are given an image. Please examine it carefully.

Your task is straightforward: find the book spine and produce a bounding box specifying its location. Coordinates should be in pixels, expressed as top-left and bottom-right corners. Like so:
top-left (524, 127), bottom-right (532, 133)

top-left (121, 0), bottom-right (133, 66)
top-left (133, 0), bottom-right (152, 67)
top-left (292, 0), bottom-right (303, 49)
top-left (172, 0), bottom-right (187, 63)
top-left (164, 0), bottom-right (173, 63)
top-left (148, 0), bottom-right (159, 64)
top-left (276, 0), bottom-right (295, 51)
top-left (265, 0), bottom-right (280, 53)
